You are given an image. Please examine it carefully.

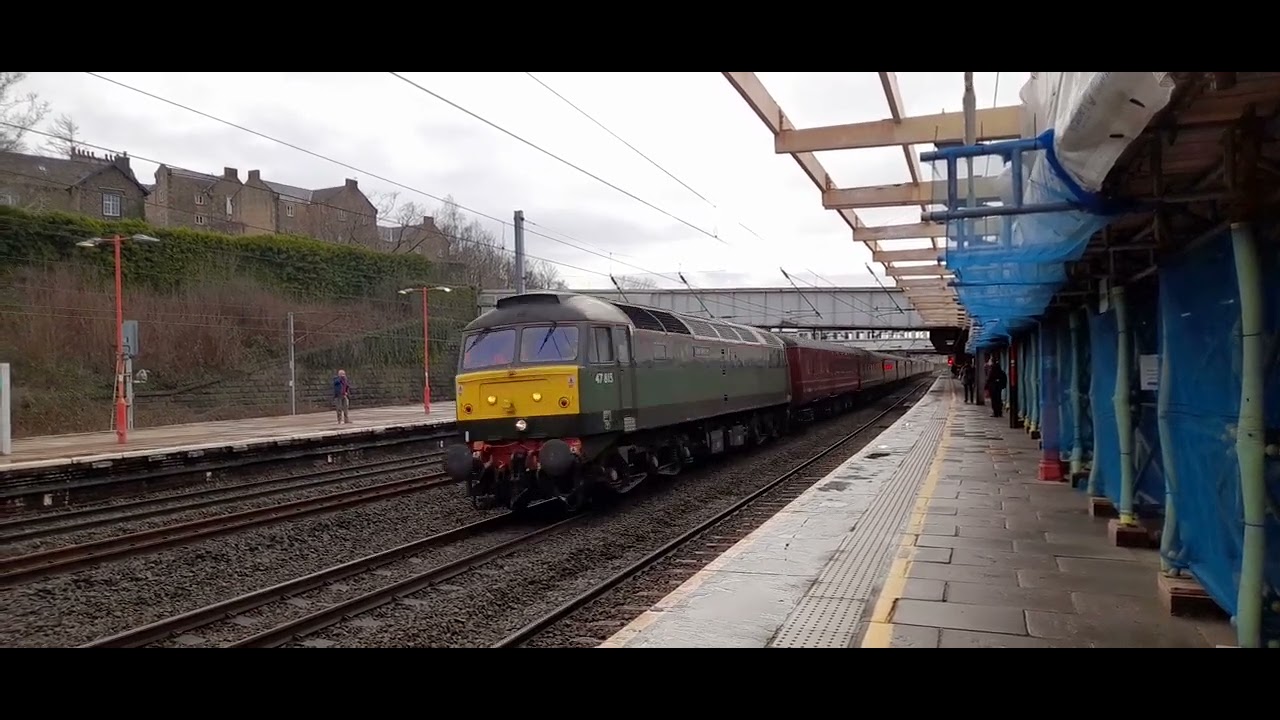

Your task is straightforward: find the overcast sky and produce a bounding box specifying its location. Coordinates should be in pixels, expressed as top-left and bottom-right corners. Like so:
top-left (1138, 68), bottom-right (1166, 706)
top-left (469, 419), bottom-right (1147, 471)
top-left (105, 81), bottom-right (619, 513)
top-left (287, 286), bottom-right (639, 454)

top-left (22, 72), bottom-right (1028, 290)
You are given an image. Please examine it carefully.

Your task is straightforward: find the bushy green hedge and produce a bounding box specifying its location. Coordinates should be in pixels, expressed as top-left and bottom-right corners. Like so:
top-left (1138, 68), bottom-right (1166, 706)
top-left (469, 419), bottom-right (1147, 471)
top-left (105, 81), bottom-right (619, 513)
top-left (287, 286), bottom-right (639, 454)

top-left (0, 206), bottom-right (457, 300)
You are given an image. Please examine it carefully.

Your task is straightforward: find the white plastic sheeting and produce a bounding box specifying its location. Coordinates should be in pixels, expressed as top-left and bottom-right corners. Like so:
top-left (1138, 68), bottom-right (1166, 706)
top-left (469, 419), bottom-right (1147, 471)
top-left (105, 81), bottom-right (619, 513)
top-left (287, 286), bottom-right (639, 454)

top-left (1020, 72), bottom-right (1176, 193)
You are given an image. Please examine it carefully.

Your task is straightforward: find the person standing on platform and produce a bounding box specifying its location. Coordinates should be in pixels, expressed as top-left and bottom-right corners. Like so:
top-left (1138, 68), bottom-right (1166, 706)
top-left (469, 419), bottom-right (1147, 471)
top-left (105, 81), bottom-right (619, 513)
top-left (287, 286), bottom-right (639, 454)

top-left (985, 359), bottom-right (1007, 418)
top-left (961, 361), bottom-right (976, 403)
top-left (333, 369), bottom-right (352, 424)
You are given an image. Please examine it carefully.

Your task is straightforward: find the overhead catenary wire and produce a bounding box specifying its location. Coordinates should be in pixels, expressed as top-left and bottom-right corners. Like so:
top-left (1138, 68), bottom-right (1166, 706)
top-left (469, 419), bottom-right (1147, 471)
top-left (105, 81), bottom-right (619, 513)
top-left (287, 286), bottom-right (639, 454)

top-left (388, 72), bottom-right (727, 246)
top-left (76, 74), bottom-right (845, 319)
top-left (55, 75), bottom-right (918, 337)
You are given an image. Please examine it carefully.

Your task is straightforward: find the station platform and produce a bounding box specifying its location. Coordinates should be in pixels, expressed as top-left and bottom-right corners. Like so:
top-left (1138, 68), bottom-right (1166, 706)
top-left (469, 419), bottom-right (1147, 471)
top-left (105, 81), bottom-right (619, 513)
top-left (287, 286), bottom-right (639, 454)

top-left (1, 403), bottom-right (457, 475)
top-left (601, 378), bottom-right (1233, 649)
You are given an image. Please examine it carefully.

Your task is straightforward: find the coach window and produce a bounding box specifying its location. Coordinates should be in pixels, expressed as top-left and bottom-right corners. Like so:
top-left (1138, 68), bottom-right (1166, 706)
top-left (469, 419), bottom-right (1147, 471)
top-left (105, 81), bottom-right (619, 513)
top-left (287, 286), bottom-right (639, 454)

top-left (590, 326), bottom-right (615, 364)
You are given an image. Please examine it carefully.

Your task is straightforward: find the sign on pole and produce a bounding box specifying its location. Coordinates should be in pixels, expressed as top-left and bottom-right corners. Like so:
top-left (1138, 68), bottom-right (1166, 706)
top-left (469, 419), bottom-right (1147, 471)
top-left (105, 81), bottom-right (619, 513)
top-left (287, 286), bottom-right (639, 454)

top-left (1, 363), bottom-right (11, 456)
top-left (123, 320), bottom-right (140, 359)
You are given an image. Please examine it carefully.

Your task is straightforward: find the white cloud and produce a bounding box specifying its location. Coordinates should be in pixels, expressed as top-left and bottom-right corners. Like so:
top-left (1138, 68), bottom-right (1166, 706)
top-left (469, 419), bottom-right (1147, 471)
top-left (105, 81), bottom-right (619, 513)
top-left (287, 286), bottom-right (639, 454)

top-left (21, 71), bottom-right (1029, 290)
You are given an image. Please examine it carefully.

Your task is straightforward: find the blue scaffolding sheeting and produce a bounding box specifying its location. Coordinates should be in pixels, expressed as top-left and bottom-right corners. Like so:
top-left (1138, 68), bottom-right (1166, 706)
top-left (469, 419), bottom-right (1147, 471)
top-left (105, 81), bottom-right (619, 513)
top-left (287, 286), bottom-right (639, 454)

top-left (925, 129), bottom-right (1113, 351)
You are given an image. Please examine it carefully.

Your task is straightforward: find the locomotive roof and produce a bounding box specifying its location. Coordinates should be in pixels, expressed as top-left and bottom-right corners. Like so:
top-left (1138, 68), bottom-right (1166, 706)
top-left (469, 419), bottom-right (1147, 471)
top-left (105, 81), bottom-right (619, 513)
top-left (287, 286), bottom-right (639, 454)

top-left (465, 292), bottom-right (632, 330)
top-left (465, 292), bottom-right (786, 347)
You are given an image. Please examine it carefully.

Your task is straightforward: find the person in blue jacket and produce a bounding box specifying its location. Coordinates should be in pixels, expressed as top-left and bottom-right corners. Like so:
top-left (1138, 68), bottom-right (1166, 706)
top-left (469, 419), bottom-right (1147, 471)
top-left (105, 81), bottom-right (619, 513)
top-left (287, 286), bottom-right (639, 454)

top-left (333, 369), bottom-right (352, 424)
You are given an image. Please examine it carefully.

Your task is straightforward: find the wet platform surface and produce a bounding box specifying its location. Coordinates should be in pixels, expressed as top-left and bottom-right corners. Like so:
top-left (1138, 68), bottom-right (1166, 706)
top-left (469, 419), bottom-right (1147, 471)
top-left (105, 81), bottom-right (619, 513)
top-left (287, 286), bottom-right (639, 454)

top-left (601, 378), bottom-right (1234, 648)
top-left (860, 386), bottom-right (1232, 648)
top-left (1, 403), bottom-right (456, 472)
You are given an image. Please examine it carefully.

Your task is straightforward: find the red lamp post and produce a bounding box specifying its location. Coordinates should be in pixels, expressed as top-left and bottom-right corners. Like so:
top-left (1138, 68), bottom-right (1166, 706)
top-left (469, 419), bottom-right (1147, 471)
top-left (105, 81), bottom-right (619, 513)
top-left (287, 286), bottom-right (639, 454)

top-left (77, 233), bottom-right (160, 444)
top-left (398, 285), bottom-right (453, 414)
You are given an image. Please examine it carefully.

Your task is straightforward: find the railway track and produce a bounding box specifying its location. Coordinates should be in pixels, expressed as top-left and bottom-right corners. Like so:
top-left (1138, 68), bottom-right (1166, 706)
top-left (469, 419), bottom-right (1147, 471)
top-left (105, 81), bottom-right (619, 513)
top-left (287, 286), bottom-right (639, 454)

top-left (82, 504), bottom-right (573, 648)
top-left (0, 451), bottom-right (446, 544)
top-left (492, 378), bottom-right (932, 648)
top-left (0, 470), bottom-right (453, 586)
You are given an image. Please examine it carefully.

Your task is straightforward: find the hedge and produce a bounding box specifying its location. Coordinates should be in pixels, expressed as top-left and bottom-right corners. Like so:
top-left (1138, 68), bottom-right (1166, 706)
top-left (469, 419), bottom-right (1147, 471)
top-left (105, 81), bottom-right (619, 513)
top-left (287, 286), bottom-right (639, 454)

top-left (0, 205), bottom-right (459, 301)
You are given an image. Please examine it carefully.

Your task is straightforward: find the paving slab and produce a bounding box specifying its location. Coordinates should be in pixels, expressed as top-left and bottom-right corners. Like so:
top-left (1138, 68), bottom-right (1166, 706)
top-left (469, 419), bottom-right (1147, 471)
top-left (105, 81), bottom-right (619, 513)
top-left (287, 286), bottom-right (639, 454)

top-left (600, 377), bottom-right (951, 649)
top-left (858, 380), bottom-right (1231, 649)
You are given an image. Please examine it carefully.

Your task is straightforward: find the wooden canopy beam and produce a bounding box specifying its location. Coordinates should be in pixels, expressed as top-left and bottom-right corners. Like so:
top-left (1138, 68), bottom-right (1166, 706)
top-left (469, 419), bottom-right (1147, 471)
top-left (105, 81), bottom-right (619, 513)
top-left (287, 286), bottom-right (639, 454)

top-left (776, 105), bottom-right (1023, 153)
top-left (824, 176), bottom-right (1003, 209)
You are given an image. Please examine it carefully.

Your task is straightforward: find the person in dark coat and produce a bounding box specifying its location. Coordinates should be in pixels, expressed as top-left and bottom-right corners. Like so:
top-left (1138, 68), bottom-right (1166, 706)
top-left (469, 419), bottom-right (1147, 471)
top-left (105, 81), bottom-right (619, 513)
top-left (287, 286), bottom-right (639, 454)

top-left (985, 360), bottom-right (1007, 418)
top-left (960, 362), bottom-right (976, 404)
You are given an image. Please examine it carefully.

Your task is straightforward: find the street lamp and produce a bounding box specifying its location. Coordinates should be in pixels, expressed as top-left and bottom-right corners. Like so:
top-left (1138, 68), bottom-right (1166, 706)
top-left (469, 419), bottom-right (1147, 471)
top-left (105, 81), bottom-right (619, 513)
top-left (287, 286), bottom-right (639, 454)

top-left (77, 233), bottom-right (160, 443)
top-left (398, 285), bottom-right (454, 413)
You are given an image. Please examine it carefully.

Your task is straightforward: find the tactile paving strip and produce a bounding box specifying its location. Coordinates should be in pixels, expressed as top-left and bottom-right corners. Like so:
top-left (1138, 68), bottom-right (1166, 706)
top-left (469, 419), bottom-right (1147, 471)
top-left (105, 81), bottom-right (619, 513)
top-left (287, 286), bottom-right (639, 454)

top-left (768, 388), bottom-right (948, 648)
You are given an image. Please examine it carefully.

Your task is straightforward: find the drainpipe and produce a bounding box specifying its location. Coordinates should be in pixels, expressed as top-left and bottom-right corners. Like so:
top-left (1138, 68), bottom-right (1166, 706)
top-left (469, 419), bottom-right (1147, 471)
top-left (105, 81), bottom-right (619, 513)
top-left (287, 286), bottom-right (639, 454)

top-left (1086, 305), bottom-right (1102, 496)
top-left (1070, 311), bottom-right (1085, 477)
top-left (1030, 327), bottom-right (1041, 436)
top-left (1018, 338), bottom-right (1027, 427)
top-left (1114, 285), bottom-right (1137, 525)
top-left (1038, 321), bottom-right (1064, 481)
top-left (1231, 220), bottom-right (1266, 649)
top-left (1156, 294), bottom-right (1181, 574)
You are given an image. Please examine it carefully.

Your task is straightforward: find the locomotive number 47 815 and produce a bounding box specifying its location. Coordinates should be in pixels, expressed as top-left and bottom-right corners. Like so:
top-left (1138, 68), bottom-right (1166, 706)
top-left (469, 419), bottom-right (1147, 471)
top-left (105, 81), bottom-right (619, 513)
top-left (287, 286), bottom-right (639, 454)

top-left (594, 372), bottom-right (615, 384)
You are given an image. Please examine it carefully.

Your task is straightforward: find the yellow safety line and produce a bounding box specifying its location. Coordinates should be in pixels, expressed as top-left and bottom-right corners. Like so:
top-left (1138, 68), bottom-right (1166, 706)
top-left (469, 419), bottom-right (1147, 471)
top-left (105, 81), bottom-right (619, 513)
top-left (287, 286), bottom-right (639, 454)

top-left (861, 379), bottom-right (956, 648)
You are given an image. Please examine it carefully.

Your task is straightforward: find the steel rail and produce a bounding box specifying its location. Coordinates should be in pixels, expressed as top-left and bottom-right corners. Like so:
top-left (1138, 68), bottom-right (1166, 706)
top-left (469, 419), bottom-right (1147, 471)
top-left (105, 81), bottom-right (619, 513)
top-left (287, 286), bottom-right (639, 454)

top-left (228, 512), bottom-right (583, 648)
top-left (0, 451), bottom-right (446, 542)
top-left (491, 378), bottom-right (932, 648)
top-left (80, 512), bottom-right (521, 648)
top-left (0, 472), bottom-right (450, 585)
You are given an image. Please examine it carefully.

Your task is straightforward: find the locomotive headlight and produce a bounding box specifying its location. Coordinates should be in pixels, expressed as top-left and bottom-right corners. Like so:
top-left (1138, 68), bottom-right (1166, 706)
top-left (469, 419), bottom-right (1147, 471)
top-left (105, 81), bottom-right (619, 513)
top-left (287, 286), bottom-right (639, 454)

top-left (515, 419), bottom-right (528, 432)
top-left (532, 392), bottom-right (543, 402)
top-left (486, 395), bottom-right (497, 405)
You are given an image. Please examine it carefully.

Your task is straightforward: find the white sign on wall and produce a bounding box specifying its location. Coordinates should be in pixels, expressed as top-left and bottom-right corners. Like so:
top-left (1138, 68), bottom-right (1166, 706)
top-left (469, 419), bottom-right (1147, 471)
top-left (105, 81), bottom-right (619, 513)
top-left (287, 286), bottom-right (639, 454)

top-left (1139, 354), bottom-right (1159, 391)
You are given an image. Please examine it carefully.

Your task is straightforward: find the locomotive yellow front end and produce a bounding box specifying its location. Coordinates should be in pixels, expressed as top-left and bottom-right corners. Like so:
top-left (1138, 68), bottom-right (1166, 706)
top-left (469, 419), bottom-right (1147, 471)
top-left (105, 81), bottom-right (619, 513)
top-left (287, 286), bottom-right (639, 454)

top-left (442, 294), bottom-right (603, 512)
top-left (454, 365), bottom-right (581, 432)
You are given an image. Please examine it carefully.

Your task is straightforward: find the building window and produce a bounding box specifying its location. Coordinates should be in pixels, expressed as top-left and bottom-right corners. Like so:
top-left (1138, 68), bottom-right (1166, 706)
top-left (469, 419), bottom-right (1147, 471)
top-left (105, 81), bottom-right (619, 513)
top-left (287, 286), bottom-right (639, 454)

top-left (285, 203), bottom-right (294, 218)
top-left (195, 214), bottom-right (207, 225)
top-left (226, 196), bottom-right (234, 217)
top-left (102, 192), bottom-right (122, 217)
top-left (337, 210), bottom-right (347, 222)
top-left (0, 193), bottom-right (14, 206)
top-left (195, 194), bottom-right (206, 205)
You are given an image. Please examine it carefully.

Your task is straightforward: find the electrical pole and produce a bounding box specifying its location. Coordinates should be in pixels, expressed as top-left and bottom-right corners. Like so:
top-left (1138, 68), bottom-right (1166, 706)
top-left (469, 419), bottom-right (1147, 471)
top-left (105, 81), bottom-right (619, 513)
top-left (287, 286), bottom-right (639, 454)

top-left (513, 209), bottom-right (526, 294)
top-left (0, 363), bottom-right (11, 456)
top-left (287, 312), bottom-right (296, 415)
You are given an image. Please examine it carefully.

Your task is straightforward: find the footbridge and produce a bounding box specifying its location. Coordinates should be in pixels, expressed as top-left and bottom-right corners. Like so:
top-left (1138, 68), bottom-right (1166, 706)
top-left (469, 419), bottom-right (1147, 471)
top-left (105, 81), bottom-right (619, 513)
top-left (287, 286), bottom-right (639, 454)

top-left (479, 287), bottom-right (953, 355)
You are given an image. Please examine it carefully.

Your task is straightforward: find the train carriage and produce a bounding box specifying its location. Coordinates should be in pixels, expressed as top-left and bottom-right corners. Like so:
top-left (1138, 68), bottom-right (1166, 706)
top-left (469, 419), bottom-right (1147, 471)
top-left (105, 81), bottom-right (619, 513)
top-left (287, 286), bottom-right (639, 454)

top-left (443, 291), bottom-right (933, 513)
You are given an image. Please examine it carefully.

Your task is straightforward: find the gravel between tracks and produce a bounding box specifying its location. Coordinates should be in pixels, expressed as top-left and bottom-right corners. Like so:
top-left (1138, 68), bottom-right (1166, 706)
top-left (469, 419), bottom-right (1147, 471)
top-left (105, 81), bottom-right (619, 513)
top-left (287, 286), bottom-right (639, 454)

top-left (0, 384), bottom-right (923, 648)
top-left (0, 455), bottom-right (446, 558)
top-left (293, 384), bottom-right (928, 648)
top-left (0, 480), bottom-right (504, 648)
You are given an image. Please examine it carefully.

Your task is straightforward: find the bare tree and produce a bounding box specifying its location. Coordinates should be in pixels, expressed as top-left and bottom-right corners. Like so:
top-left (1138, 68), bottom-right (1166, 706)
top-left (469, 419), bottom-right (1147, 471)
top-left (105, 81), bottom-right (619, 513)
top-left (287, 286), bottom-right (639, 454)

top-left (349, 191), bottom-right (570, 291)
top-left (0, 72), bottom-right (50, 153)
top-left (613, 273), bottom-right (660, 290)
top-left (430, 195), bottom-right (565, 291)
top-left (42, 113), bottom-right (80, 158)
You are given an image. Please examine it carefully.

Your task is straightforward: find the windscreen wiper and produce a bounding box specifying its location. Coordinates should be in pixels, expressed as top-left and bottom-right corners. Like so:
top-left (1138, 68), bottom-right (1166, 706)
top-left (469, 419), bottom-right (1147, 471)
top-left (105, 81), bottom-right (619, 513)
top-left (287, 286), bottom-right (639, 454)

top-left (536, 321), bottom-right (560, 356)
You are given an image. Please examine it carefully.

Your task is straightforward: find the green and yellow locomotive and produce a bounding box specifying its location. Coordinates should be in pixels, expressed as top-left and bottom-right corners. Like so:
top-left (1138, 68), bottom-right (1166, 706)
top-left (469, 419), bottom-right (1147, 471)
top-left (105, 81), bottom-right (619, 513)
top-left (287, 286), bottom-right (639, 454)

top-left (443, 292), bottom-right (792, 511)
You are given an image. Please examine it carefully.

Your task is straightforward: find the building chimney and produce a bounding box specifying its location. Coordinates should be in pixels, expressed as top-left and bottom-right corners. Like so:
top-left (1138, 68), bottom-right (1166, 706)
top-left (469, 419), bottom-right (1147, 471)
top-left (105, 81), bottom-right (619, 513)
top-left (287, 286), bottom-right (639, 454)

top-left (111, 152), bottom-right (131, 173)
top-left (345, 178), bottom-right (357, 189)
top-left (223, 167), bottom-right (239, 182)
top-left (248, 169), bottom-right (261, 183)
